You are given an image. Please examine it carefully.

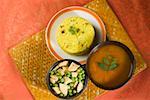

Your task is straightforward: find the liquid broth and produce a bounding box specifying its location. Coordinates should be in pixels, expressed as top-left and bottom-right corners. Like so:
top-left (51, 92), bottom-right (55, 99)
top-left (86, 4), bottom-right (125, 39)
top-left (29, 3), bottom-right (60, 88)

top-left (88, 44), bottom-right (132, 89)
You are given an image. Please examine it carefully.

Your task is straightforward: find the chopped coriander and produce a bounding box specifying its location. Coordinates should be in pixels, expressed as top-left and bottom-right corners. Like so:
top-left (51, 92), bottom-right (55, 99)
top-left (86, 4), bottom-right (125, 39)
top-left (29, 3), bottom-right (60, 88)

top-left (103, 57), bottom-right (110, 65)
top-left (97, 54), bottom-right (118, 71)
top-left (109, 63), bottom-right (118, 70)
top-left (97, 62), bottom-right (108, 71)
top-left (69, 26), bottom-right (78, 35)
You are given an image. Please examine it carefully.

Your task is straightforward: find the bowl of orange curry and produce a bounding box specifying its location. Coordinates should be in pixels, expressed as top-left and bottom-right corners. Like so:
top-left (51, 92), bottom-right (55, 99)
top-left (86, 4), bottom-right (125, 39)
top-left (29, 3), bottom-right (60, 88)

top-left (86, 41), bottom-right (135, 90)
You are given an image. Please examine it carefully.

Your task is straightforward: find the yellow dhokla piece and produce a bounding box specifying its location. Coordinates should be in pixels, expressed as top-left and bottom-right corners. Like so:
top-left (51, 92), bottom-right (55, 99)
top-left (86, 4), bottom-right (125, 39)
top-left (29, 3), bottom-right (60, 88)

top-left (56, 17), bottom-right (95, 55)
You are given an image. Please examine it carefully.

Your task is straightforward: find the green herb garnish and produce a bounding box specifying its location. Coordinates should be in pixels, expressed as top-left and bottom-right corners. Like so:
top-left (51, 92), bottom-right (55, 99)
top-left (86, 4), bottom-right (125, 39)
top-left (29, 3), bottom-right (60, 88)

top-left (97, 62), bottom-right (108, 71)
top-left (103, 57), bottom-right (110, 65)
top-left (109, 63), bottom-right (118, 70)
top-left (97, 54), bottom-right (118, 71)
top-left (69, 26), bottom-right (78, 35)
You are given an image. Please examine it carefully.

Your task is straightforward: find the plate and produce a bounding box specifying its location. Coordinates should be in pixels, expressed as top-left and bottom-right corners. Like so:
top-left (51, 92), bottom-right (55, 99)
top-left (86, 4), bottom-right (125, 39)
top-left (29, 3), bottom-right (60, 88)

top-left (46, 6), bottom-right (106, 63)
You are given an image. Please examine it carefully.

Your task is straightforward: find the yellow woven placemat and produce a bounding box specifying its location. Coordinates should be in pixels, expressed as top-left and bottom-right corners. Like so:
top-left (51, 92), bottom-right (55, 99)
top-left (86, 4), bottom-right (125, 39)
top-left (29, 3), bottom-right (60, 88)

top-left (9, 0), bottom-right (147, 100)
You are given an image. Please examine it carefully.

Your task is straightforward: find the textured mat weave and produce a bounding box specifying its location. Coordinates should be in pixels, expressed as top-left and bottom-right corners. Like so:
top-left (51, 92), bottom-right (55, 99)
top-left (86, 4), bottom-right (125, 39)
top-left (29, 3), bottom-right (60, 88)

top-left (9, 0), bottom-right (147, 99)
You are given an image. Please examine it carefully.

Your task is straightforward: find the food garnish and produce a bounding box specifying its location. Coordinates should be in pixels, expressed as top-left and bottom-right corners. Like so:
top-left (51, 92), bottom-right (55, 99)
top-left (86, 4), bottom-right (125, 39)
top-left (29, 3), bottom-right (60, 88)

top-left (97, 54), bottom-right (118, 71)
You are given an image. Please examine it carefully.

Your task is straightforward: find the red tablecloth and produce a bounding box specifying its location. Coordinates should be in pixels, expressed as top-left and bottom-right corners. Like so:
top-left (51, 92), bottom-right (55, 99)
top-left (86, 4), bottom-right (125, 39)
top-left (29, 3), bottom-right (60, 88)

top-left (0, 0), bottom-right (149, 99)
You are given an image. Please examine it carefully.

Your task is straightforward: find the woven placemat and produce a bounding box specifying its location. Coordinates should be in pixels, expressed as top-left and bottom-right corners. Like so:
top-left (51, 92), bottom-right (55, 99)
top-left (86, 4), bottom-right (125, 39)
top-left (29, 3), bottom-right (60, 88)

top-left (9, 0), bottom-right (147, 100)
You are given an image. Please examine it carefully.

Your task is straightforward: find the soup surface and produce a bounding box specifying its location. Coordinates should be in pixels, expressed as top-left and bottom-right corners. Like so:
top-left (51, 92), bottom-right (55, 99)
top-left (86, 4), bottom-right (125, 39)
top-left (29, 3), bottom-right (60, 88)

top-left (87, 44), bottom-right (132, 89)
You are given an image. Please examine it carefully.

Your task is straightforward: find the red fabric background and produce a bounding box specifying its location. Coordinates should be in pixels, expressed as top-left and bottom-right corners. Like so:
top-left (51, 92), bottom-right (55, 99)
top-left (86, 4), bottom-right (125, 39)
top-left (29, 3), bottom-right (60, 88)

top-left (0, 0), bottom-right (149, 99)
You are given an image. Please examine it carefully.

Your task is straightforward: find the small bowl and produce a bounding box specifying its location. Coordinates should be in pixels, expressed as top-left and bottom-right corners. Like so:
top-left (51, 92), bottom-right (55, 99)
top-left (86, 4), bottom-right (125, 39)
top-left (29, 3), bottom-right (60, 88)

top-left (46, 59), bottom-right (88, 99)
top-left (86, 41), bottom-right (136, 90)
